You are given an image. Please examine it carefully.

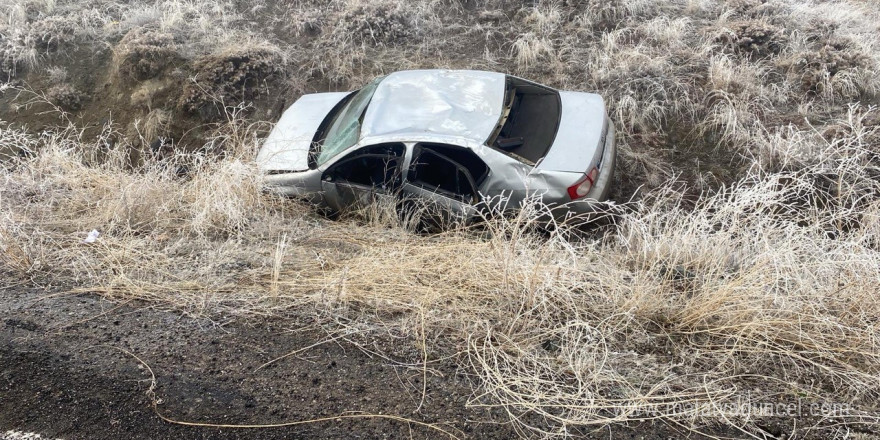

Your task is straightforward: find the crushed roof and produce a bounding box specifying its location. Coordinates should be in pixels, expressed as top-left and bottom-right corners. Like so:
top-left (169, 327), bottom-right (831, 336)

top-left (360, 70), bottom-right (506, 144)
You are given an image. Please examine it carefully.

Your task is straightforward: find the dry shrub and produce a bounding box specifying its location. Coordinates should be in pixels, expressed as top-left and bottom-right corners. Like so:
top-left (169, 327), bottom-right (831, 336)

top-left (0, 114), bottom-right (303, 306)
top-left (0, 2), bottom-right (110, 77)
top-left (788, 38), bottom-right (875, 100)
top-left (311, 0), bottom-right (443, 85)
top-left (517, 3), bottom-right (564, 34)
top-left (705, 53), bottom-right (766, 95)
top-left (569, 0), bottom-right (659, 30)
top-left (507, 3), bottom-right (566, 74)
top-left (0, 213), bottom-right (39, 275)
top-left (748, 105), bottom-right (880, 174)
top-left (699, 55), bottom-right (775, 149)
top-left (27, 15), bottom-right (77, 52)
top-left (288, 8), bottom-right (325, 37)
top-left (186, 158), bottom-right (265, 237)
top-left (334, 3), bottom-right (418, 46)
top-left (0, 47), bottom-right (18, 79)
top-left (19, 141), bottom-right (180, 233)
top-left (115, 27), bottom-right (178, 80)
top-left (864, 110), bottom-right (880, 150)
top-left (725, 0), bottom-right (764, 13)
top-left (137, 108), bottom-right (171, 143)
top-left (478, 10), bottom-right (506, 25)
top-left (588, 41), bottom-right (697, 134)
top-left (716, 20), bottom-right (785, 57)
top-left (0, 27), bottom-right (37, 77)
top-left (614, 135), bottom-right (671, 188)
top-left (822, 106), bottom-right (880, 151)
top-left (305, 39), bottom-right (420, 87)
top-left (45, 65), bottom-right (67, 84)
top-left (723, 0), bottom-right (784, 18)
top-left (180, 43), bottom-right (283, 117)
top-left (701, 89), bottom-right (767, 149)
top-left (511, 32), bottom-right (557, 72)
top-left (45, 83), bottom-right (85, 111)
top-left (0, 121), bottom-right (39, 159)
top-left (576, 17), bottom-right (703, 137)
top-left (114, 0), bottom-right (245, 54)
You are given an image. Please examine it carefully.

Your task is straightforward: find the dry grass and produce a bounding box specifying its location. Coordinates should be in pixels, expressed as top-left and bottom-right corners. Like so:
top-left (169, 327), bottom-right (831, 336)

top-left (2, 0), bottom-right (880, 438)
top-left (2, 110), bottom-right (879, 436)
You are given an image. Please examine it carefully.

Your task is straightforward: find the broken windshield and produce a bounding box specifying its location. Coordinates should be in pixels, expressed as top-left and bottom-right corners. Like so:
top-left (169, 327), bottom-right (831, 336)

top-left (315, 76), bottom-right (384, 166)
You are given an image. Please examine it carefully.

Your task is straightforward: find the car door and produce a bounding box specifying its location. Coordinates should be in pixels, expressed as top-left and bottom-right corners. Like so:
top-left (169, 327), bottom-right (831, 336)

top-left (320, 143), bottom-right (404, 214)
top-left (400, 145), bottom-right (482, 224)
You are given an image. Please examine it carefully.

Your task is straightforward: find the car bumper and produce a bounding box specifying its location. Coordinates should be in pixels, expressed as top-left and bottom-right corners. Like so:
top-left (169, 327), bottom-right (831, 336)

top-left (588, 122), bottom-right (616, 202)
top-left (261, 171), bottom-right (326, 204)
top-left (559, 124), bottom-right (616, 217)
top-left (263, 173), bottom-right (306, 197)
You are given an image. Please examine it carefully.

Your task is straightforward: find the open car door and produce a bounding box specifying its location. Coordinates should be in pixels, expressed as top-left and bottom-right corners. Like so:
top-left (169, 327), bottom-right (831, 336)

top-left (400, 145), bottom-right (481, 225)
top-left (320, 143), bottom-right (404, 215)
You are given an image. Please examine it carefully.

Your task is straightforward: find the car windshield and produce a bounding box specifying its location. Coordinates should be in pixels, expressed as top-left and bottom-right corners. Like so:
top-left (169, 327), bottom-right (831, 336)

top-left (316, 76), bottom-right (384, 166)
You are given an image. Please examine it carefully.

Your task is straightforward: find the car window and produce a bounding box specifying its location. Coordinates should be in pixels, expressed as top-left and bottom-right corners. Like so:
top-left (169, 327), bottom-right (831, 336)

top-left (414, 143), bottom-right (489, 186)
top-left (408, 146), bottom-right (479, 203)
top-left (486, 76), bottom-right (561, 165)
top-left (325, 143), bottom-right (404, 189)
top-left (316, 76), bottom-right (384, 166)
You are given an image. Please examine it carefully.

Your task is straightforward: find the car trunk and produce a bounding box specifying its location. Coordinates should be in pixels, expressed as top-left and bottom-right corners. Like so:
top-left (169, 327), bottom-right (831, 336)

top-left (534, 91), bottom-right (607, 173)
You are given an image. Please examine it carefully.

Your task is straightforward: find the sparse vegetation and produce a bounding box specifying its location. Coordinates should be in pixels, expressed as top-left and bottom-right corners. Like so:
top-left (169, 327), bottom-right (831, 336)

top-left (115, 27), bottom-right (178, 81)
top-left (1, 0), bottom-right (879, 438)
top-left (45, 82), bottom-right (85, 110)
top-left (179, 42), bottom-right (284, 117)
top-left (335, 3), bottom-right (418, 45)
top-left (716, 19), bottom-right (786, 57)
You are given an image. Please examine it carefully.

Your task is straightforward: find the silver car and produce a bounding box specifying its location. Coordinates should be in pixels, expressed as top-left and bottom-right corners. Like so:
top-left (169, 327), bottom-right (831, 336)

top-left (257, 69), bottom-right (615, 222)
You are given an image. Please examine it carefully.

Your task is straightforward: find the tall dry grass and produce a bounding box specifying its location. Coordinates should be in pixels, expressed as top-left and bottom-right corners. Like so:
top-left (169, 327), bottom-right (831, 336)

top-left (2, 105), bottom-right (879, 437)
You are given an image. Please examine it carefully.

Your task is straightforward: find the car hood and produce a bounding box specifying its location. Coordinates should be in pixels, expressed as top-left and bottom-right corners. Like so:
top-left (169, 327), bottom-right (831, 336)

top-left (536, 92), bottom-right (606, 173)
top-left (256, 92), bottom-right (350, 172)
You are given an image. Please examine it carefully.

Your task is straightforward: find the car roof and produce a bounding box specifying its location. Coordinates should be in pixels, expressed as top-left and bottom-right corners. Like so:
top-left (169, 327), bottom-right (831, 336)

top-left (359, 70), bottom-right (506, 146)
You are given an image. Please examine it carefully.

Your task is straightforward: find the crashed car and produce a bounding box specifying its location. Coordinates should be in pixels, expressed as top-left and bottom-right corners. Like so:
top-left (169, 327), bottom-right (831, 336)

top-left (257, 69), bottom-right (616, 222)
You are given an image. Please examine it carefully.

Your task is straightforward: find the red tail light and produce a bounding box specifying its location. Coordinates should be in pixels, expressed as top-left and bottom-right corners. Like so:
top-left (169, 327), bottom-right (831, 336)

top-left (567, 167), bottom-right (600, 200)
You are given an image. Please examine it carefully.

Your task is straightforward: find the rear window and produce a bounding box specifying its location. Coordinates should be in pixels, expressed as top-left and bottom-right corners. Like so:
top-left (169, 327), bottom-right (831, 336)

top-left (486, 76), bottom-right (561, 165)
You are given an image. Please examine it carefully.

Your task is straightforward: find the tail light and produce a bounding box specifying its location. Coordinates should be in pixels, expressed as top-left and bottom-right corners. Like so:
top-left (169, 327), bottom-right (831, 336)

top-left (567, 167), bottom-right (600, 200)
